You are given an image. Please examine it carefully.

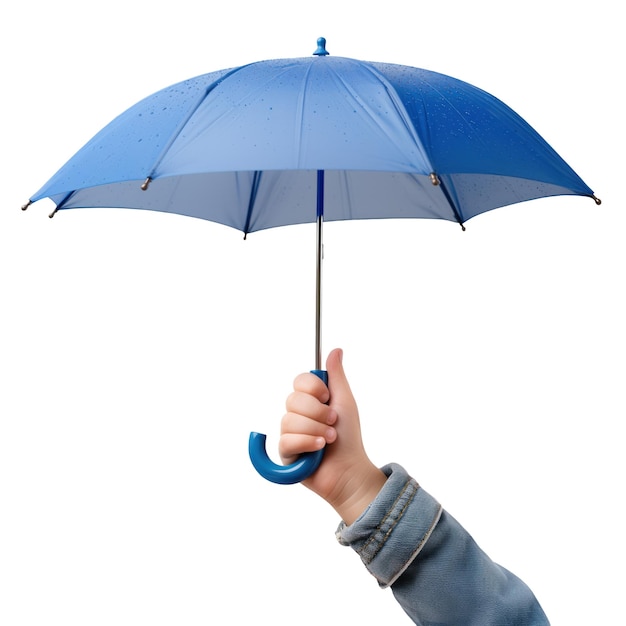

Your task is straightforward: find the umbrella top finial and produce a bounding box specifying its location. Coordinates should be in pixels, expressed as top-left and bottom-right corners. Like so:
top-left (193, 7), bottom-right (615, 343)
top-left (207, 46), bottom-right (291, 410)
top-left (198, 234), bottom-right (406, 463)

top-left (313, 37), bottom-right (329, 56)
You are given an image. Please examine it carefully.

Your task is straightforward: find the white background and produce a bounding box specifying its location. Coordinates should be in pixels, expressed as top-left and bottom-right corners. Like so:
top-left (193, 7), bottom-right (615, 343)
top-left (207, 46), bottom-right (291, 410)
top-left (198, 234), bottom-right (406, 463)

top-left (2, 2), bottom-right (623, 624)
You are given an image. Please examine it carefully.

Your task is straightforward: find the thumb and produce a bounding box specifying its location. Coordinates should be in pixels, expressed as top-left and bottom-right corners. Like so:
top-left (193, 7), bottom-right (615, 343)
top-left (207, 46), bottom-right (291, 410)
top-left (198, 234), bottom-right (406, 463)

top-left (324, 348), bottom-right (366, 461)
top-left (326, 348), bottom-right (356, 411)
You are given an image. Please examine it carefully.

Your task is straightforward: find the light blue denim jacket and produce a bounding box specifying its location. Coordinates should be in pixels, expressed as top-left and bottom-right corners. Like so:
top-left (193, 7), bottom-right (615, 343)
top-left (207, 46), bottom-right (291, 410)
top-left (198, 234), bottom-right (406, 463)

top-left (336, 464), bottom-right (550, 625)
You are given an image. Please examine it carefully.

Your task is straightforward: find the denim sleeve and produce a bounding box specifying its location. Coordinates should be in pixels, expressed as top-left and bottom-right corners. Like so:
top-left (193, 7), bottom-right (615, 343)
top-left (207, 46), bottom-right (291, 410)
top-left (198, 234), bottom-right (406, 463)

top-left (336, 463), bottom-right (550, 626)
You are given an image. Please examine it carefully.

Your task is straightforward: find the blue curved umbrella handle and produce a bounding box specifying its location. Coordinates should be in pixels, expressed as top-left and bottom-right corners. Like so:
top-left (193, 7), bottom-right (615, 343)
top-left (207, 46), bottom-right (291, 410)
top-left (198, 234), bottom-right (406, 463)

top-left (249, 369), bottom-right (328, 484)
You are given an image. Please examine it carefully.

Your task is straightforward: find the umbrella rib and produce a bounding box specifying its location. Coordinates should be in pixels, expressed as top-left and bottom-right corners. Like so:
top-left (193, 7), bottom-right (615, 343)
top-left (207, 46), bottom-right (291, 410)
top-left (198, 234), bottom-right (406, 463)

top-left (144, 65), bottom-right (255, 182)
top-left (435, 176), bottom-right (466, 229)
top-left (48, 190), bottom-right (77, 217)
top-left (294, 63), bottom-right (316, 167)
top-left (242, 171), bottom-right (262, 238)
top-left (357, 63), bottom-right (436, 173)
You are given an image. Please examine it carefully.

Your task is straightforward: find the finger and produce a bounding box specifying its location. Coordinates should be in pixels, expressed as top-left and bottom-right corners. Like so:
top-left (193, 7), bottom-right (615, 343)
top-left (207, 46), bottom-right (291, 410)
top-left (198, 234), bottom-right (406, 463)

top-left (281, 411), bottom-right (337, 441)
top-left (293, 371), bottom-right (331, 404)
top-left (285, 390), bottom-right (336, 425)
top-left (279, 433), bottom-right (326, 462)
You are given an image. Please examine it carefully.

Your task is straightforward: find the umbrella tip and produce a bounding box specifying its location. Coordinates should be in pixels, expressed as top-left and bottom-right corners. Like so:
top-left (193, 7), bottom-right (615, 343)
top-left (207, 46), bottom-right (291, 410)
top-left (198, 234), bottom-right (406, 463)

top-left (313, 37), bottom-right (329, 56)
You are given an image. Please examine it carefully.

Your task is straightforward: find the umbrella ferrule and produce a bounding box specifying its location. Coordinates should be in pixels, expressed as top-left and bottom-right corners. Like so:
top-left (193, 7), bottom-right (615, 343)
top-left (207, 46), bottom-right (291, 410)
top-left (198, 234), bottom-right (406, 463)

top-left (313, 37), bottom-right (329, 56)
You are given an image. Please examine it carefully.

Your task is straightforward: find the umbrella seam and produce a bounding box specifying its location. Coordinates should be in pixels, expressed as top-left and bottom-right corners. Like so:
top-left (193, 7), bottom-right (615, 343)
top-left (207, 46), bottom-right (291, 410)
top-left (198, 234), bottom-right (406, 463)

top-left (145, 64), bottom-right (257, 181)
top-left (295, 61), bottom-right (316, 169)
top-left (358, 62), bottom-right (436, 174)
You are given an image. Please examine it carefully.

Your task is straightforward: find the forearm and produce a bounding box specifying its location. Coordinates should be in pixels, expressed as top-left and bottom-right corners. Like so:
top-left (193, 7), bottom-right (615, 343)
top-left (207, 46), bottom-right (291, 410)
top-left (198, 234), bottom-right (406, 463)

top-left (336, 464), bottom-right (549, 625)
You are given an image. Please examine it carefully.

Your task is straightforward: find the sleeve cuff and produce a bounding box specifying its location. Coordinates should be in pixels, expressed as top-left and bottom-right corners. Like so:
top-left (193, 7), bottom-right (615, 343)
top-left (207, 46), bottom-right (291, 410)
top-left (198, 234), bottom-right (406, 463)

top-left (335, 463), bottom-right (443, 587)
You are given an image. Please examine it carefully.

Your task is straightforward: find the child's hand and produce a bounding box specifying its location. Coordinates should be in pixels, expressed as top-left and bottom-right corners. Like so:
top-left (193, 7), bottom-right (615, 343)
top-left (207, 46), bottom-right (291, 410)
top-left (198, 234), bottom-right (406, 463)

top-left (279, 348), bottom-right (387, 525)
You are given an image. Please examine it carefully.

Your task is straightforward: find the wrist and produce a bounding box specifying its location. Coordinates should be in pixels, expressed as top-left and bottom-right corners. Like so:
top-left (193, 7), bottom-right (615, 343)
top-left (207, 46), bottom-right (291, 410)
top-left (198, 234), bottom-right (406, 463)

top-left (331, 462), bottom-right (387, 526)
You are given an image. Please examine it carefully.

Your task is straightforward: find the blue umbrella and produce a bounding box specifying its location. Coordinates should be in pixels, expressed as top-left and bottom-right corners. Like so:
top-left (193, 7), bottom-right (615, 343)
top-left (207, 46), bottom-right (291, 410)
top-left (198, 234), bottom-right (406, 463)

top-left (23, 38), bottom-right (599, 484)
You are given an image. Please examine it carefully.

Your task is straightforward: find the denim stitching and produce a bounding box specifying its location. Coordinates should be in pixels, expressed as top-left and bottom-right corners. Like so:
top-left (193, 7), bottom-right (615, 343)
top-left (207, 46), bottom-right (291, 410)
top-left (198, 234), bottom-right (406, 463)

top-left (384, 502), bottom-right (442, 588)
top-left (357, 477), bottom-right (418, 565)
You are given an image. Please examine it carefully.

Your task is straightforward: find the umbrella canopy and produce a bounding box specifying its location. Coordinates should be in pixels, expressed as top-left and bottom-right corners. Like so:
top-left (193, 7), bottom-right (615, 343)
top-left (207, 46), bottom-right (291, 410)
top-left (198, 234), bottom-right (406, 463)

top-left (24, 38), bottom-right (598, 484)
top-left (27, 39), bottom-right (597, 231)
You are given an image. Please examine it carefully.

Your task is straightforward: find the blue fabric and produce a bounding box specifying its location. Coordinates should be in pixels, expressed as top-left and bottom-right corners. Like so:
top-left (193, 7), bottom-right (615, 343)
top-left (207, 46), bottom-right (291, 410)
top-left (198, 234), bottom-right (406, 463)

top-left (337, 464), bottom-right (550, 625)
top-left (31, 56), bottom-right (594, 232)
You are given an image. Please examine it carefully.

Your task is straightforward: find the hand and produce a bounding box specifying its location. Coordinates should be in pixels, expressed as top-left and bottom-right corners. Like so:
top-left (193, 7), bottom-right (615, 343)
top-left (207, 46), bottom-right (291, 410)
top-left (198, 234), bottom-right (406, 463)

top-left (279, 348), bottom-right (387, 525)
